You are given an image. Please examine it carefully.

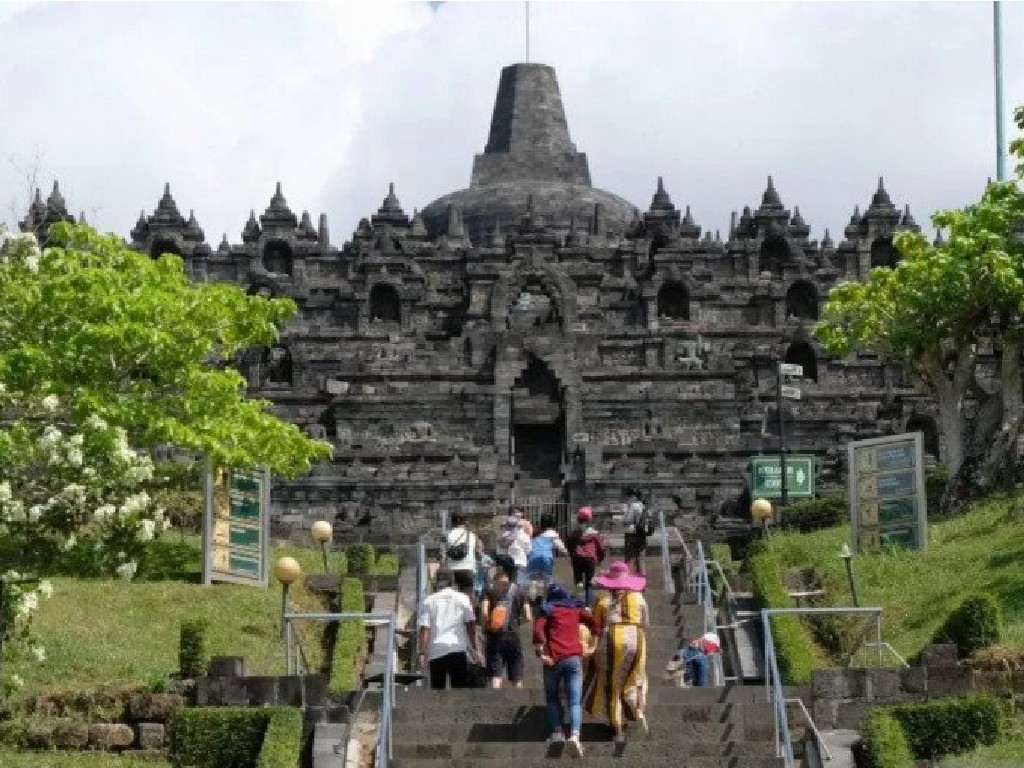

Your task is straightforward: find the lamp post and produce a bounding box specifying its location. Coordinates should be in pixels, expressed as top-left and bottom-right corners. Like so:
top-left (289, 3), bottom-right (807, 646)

top-left (839, 544), bottom-right (859, 607)
top-left (311, 520), bottom-right (333, 573)
top-left (751, 497), bottom-right (773, 539)
top-left (274, 556), bottom-right (302, 637)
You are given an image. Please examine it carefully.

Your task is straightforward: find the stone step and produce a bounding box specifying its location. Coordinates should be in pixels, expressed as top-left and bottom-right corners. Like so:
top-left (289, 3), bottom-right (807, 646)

top-left (312, 722), bottom-right (347, 768)
top-left (394, 737), bottom-right (777, 760)
top-left (393, 718), bottom-right (773, 747)
top-left (396, 684), bottom-right (770, 709)
top-left (391, 755), bottom-right (785, 768)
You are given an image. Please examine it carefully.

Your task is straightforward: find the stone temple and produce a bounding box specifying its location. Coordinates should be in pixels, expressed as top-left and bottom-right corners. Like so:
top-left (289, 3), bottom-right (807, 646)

top-left (20, 63), bottom-right (942, 540)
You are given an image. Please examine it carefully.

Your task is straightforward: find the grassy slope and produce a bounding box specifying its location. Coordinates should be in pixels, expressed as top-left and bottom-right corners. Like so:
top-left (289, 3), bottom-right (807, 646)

top-left (9, 535), bottom-right (350, 697)
top-left (767, 491), bottom-right (1024, 659)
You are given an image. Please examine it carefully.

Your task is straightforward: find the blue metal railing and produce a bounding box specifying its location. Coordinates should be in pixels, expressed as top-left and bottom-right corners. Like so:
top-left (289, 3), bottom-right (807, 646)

top-left (410, 542), bottom-right (427, 683)
top-left (760, 609), bottom-right (795, 767)
top-left (284, 611), bottom-right (397, 768)
top-left (693, 541), bottom-right (725, 686)
top-left (656, 509), bottom-right (675, 595)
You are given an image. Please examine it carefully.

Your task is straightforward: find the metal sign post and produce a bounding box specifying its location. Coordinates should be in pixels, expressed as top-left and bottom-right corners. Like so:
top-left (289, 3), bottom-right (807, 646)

top-left (776, 362), bottom-right (804, 506)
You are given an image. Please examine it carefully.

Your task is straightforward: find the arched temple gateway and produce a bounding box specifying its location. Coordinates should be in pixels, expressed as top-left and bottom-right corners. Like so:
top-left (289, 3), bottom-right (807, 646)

top-left (20, 64), bottom-right (941, 540)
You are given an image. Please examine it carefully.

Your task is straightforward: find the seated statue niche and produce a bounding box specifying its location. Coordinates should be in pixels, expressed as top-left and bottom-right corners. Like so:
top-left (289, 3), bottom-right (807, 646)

top-left (643, 409), bottom-right (664, 438)
top-left (306, 423), bottom-right (327, 440)
top-left (508, 287), bottom-right (558, 330)
top-left (262, 346), bottom-right (293, 387)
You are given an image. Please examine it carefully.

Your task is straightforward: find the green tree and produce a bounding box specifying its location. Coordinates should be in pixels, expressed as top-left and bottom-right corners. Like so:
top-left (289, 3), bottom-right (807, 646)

top-left (0, 222), bottom-right (331, 477)
top-left (816, 106), bottom-right (1024, 503)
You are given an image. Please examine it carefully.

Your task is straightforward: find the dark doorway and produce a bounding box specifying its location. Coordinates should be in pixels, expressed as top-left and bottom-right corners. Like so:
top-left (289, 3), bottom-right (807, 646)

top-left (263, 241), bottom-right (293, 276)
top-left (760, 235), bottom-right (789, 277)
top-left (514, 421), bottom-right (564, 483)
top-left (870, 237), bottom-right (899, 269)
top-left (786, 281), bottom-right (818, 320)
top-left (785, 341), bottom-right (818, 382)
top-left (906, 415), bottom-right (940, 461)
top-left (657, 282), bottom-right (690, 320)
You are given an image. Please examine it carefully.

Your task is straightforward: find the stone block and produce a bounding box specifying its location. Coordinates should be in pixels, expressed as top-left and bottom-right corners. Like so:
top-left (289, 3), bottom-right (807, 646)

top-left (972, 670), bottom-right (1012, 694)
top-left (128, 693), bottom-right (185, 722)
top-left (865, 668), bottom-right (903, 701)
top-left (811, 668), bottom-right (851, 700)
top-left (920, 644), bottom-right (958, 667)
top-left (812, 699), bottom-right (838, 730)
top-left (901, 666), bottom-right (927, 694)
top-left (927, 666), bottom-right (972, 697)
top-left (207, 656), bottom-right (248, 679)
top-left (836, 699), bottom-right (871, 730)
top-left (136, 722), bottom-right (166, 750)
top-left (244, 676), bottom-right (280, 705)
top-left (89, 722), bottom-right (135, 749)
top-left (52, 719), bottom-right (90, 749)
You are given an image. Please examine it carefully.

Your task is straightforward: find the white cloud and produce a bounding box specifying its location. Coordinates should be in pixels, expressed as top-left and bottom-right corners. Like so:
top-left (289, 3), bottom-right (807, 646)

top-left (1, 1), bottom-right (1022, 243)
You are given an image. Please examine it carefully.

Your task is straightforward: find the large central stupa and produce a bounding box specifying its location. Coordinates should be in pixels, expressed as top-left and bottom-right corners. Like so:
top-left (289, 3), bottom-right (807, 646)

top-left (420, 63), bottom-right (637, 244)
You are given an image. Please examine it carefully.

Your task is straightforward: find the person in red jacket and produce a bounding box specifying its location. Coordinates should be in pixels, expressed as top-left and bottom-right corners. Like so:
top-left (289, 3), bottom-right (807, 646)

top-left (532, 583), bottom-right (602, 757)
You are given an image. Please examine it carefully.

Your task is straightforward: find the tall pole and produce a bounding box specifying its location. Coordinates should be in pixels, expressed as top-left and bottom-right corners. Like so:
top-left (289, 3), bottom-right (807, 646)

top-left (994, 1), bottom-right (1007, 181)
top-left (777, 362), bottom-right (788, 507)
top-left (525, 2), bottom-right (530, 63)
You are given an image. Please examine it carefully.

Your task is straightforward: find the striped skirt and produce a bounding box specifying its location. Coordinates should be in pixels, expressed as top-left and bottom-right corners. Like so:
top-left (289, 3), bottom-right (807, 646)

top-left (583, 623), bottom-right (648, 729)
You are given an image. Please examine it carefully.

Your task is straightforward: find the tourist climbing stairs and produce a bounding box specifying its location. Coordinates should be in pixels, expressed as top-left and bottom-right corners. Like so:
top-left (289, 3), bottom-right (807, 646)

top-left (391, 556), bottom-right (785, 768)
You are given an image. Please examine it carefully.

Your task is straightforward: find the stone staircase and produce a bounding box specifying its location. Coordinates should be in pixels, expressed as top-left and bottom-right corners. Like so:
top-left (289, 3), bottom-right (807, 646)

top-left (390, 556), bottom-right (786, 768)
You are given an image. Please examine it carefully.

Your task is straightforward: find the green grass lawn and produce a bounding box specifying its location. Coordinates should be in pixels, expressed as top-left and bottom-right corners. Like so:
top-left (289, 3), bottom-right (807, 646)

top-left (0, 750), bottom-right (172, 767)
top-left (764, 491), bottom-right (1024, 660)
top-left (8, 535), bottom-right (358, 699)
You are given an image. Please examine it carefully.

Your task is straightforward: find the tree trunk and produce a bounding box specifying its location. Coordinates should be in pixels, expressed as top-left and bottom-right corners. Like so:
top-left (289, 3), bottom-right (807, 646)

top-left (975, 339), bottom-right (1024, 490)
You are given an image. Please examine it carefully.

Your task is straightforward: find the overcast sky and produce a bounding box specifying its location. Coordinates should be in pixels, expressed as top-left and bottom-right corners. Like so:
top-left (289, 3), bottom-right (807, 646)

top-left (2, 1), bottom-right (1022, 245)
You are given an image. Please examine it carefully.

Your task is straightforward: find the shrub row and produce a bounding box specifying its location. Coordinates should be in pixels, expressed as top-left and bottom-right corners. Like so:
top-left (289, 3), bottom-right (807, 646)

top-left (346, 543), bottom-right (375, 575)
top-left (179, 619), bottom-right (208, 679)
top-left (169, 705), bottom-right (300, 768)
top-left (774, 494), bottom-right (845, 532)
top-left (863, 695), bottom-right (1002, 766)
top-left (744, 543), bottom-right (818, 684)
top-left (373, 553), bottom-right (400, 576)
top-left (932, 593), bottom-right (1003, 659)
top-left (331, 577), bottom-right (367, 691)
top-left (862, 708), bottom-right (914, 768)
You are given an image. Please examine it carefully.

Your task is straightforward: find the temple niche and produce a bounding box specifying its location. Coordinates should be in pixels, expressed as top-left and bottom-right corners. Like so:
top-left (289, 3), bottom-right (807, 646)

top-left (262, 346), bottom-right (292, 387)
top-left (38, 62), bottom-right (940, 541)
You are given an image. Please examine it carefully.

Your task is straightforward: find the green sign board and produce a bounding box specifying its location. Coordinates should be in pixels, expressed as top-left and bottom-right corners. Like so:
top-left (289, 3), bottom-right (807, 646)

top-left (750, 455), bottom-right (815, 499)
top-left (203, 465), bottom-right (270, 587)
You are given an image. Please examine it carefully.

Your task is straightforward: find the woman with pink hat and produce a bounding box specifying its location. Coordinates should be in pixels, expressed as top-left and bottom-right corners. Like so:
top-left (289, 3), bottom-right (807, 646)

top-left (583, 560), bottom-right (650, 743)
top-left (565, 506), bottom-right (606, 608)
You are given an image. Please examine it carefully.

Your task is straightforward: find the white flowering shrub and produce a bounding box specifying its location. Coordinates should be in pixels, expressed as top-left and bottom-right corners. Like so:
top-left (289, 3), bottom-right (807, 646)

top-left (1, 574), bottom-right (52, 697)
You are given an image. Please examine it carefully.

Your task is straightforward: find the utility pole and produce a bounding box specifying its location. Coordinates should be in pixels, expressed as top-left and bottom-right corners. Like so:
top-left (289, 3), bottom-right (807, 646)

top-left (777, 362), bottom-right (788, 507)
top-left (994, 1), bottom-right (1006, 181)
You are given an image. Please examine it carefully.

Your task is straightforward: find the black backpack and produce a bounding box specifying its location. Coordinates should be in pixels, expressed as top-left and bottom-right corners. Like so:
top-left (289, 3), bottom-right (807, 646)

top-left (446, 531), bottom-right (469, 561)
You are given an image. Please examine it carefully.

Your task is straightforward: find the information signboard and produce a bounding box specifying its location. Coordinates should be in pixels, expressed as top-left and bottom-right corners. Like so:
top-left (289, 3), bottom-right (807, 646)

top-left (848, 433), bottom-right (926, 553)
top-left (750, 454), bottom-right (816, 499)
top-left (203, 464), bottom-right (271, 587)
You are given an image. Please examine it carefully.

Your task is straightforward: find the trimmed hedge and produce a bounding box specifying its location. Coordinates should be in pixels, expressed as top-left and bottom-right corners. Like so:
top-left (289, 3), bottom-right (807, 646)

top-left (331, 577), bottom-right (366, 691)
top-left (179, 619), bottom-right (208, 679)
top-left (775, 493), bottom-right (845, 532)
top-left (890, 695), bottom-right (1001, 760)
top-left (373, 553), bottom-right (400, 576)
top-left (256, 707), bottom-right (303, 768)
top-left (170, 706), bottom-right (300, 768)
top-left (745, 543), bottom-right (818, 684)
top-left (862, 708), bottom-right (914, 768)
top-left (346, 543), bottom-right (375, 575)
top-left (932, 593), bottom-right (1003, 659)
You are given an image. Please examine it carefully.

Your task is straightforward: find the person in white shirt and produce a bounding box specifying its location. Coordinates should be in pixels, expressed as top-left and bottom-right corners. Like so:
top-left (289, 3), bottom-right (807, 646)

top-left (441, 513), bottom-right (484, 594)
top-left (417, 575), bottom-right (484, 688)
top-left (496, 515), bottom-right (533, 574)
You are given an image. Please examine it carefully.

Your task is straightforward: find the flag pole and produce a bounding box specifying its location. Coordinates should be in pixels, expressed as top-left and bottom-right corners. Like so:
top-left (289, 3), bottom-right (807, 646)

top-left (525, 2), bottom-right (530, 63)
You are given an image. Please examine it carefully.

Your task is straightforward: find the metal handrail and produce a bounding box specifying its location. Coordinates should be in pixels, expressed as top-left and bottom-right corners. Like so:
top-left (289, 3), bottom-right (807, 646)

top-left (284, 611), bottom-right (397, 768)
top-left (656, 509), bottom-right (675, 595)
top-left (693, 541), bottom-right (725, 686)
top-left (761, 605), bottom-right (894, 765)
top-left (761, 610), bottom-right (796, 767)
top-left (786, 697), bottom-right (833, 762)
top-left (409, 542), bottom-right (427, 674)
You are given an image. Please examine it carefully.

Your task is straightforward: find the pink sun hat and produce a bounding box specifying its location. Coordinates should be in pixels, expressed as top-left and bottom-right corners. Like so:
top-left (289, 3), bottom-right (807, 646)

top-left (592, 560), bottom-right (646, 592)
top-left (577, 506), bottom-right (594, 522)
top-left (699, 632), bottom-right (721, 654)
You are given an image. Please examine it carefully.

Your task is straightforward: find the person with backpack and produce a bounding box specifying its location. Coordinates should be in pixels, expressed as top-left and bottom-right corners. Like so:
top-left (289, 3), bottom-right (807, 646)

top-left (493, 514), bottom-right (532, 585)
top-left (480, 555), bottom-right (531, 689)
top-left (441, 513), bottom-right (483, 594)
top-left (525, 514), bottom-right (569, 601)
top-left (621, 492), bottom-right (653, 577)
top-left (533, 582), bottom-right (602, 756)
top-left (565, 506), bottom-right (606, 607)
